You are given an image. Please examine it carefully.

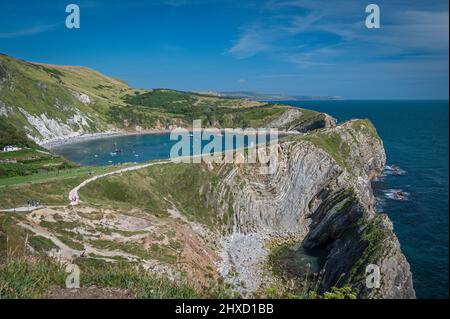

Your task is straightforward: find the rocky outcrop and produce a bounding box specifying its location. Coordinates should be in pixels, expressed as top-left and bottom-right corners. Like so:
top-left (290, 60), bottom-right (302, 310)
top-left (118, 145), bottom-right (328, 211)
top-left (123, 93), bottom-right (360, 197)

top-left (215, 119), bottom-right (415, 299)
top-left (70, 90), bottom-right (94, 105)
top-left (18, 107), bottom-right (93, 145)
top-left (267, 108), bottom-right (336, 132)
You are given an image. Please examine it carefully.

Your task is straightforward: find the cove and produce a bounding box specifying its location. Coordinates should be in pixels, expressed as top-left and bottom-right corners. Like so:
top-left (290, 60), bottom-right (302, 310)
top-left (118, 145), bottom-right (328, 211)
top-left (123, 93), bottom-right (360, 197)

top-left (52, 132), bottom-right (276, 166)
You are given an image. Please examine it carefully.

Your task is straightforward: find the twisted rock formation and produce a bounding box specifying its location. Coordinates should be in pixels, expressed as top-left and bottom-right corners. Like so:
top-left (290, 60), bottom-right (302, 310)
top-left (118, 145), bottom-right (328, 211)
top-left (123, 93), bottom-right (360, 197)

top-left (215, 119), bottom-right (415, 298)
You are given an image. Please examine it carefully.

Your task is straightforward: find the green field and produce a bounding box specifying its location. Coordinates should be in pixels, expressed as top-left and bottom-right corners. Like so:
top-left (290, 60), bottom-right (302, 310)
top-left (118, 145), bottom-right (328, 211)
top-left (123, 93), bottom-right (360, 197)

top-left (0, 148), bottom-right (78, 179)
top-left (0, 158), bottom-right (135, 208)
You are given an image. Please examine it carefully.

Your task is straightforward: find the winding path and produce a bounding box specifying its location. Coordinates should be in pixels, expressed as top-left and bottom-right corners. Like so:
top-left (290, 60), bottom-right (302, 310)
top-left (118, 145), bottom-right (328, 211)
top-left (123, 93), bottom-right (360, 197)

top-left (69, 160), bottom-right (171, 206)
top-left (0, 206), bottom-right (44, 213)
top-left (0, 161), bottom-right (170, 212)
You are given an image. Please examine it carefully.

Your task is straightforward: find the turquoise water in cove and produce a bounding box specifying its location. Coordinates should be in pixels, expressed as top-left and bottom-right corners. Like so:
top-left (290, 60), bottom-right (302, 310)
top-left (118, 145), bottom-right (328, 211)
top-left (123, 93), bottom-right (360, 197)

top-left (52, 132), bottom-right (273, 166)
top-left (53, 100), bottom-right (449, 298)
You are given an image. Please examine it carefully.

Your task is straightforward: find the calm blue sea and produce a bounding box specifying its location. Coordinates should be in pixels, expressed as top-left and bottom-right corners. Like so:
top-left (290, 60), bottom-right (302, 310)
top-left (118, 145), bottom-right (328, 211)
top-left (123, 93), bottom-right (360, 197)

top-left (53, 100), bottom-right (449, 298)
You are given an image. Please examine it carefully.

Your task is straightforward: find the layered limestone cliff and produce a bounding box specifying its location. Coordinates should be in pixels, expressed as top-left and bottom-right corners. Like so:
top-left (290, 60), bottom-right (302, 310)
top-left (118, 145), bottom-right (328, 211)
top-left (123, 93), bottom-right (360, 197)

top-left (214, 119), bottom-right (415, 299)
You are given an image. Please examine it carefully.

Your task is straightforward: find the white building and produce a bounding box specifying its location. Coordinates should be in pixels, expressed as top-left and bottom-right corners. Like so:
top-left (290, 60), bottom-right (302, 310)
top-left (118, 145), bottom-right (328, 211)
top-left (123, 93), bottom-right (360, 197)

top-left (2, 145), bottom-right (21, 152)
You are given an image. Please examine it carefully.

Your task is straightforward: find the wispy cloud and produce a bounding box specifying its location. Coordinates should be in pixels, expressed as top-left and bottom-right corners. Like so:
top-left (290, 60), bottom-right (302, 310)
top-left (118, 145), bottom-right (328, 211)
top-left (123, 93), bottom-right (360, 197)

top-left (227, 0), bottom-right (449, 68)
top-left (0, 23), bottom-right (59, 39)
top-left (228, 24), bottom-right (276, 59)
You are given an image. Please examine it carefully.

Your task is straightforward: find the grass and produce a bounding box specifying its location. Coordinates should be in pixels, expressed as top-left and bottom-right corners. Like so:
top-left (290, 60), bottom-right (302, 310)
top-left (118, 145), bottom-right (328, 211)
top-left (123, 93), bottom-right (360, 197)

top-left (80, 162), bottom-right (231, 230)
top-left (0, 174), bottom-right (83, 208)
top-left (0, 210), bottom-right (233, 300)
top-left (115, 89), bottom-right (292, 129)
top-left (0, 54), bottom-right (132, 134)
top-left (350, 119), bottom-right (381, 142)
top-left (39, 220), bottom-right (86, 251)
top-left (0, 120), bottom-right (40, 150)
top-left (285, 119), bottom-right (382, 175)
top-left (0, 257), bottom-right (66, 298)
top-left (123, 89), bottom-right (197, 114)
top-left (0, 148), bottom-right (77, 179)
top-left (0, 256), bottom-right (231, 299)
top-left (0, 162), bottom-right (139, 209)
top-left (0, 214), bottom-right (28, 258)
top-left (0, 148), bottom-right (43, 160)
top-left (74, 257), bottom-right (234, 298)
top-left (55, 235), bottom-right (84, 250)
top-left (28, 235), bottom-right (59, 253)
top-left (89, 239), bottom-right (178, 264)
top-left (345, 215), bottom-right (388, 284)
top-left (74, 258), bottom-right (200, 298)
top-left (303, 131), bottom-right (351, 170)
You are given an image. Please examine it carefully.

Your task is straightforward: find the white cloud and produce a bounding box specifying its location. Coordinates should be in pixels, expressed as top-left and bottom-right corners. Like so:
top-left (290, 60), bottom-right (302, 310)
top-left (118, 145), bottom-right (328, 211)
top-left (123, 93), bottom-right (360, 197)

top-left (228, 25), bottom-right (276, 59)
top-left (227, 0), bottom-right (449, 67)
top-left (0, 23), bottom-right (59, 39)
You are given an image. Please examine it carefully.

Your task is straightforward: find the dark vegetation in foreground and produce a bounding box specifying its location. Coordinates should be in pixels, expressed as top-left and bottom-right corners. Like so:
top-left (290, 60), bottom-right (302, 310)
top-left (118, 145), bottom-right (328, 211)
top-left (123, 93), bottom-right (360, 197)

top-left (0, 211), bottom-right (231, 299)
top-left (0, 257), bottom-right (227, 299)
top-left (0, 205), bottom-right (357, 299)
top-left (0, 256), bottom-right (356, 299)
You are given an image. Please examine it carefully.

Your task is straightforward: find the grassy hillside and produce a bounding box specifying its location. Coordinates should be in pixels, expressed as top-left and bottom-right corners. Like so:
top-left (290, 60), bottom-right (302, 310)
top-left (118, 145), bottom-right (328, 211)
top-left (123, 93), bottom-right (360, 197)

top-left (1, 53), bottom-right (328, 146)
top-left (0, 54), bottom-right (133, 144)
top-left (116, 90), bottom-right (288, 128)
top-left (79, 162), bottom-right (234, 231)
top-left (0, 120), bottom-right (39, 149)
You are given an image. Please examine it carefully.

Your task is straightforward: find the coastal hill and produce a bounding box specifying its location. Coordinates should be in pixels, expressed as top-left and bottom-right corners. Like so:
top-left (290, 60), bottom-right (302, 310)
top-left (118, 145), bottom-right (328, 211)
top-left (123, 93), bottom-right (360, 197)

top-left (218, 91), bottom-right (343, 101)
top-left (0, 53), bottom-right (332, 147)
top-left (0, 53), bottom-right (414, 299)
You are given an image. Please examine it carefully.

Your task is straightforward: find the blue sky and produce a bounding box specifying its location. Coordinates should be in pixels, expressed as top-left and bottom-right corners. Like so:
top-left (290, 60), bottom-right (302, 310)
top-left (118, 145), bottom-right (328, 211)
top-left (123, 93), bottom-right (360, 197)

top-left (0, 0), bottom-right (448, 99)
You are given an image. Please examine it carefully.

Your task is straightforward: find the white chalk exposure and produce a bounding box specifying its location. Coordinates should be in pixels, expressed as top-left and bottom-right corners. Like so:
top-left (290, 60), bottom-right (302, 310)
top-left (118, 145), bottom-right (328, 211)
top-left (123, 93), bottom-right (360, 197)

top-left (0, 100), bottom-right (13, 117)
top-left (19, 107), bottom-right (92, 145)
top-left (72, 91), bottom-right (94, 105)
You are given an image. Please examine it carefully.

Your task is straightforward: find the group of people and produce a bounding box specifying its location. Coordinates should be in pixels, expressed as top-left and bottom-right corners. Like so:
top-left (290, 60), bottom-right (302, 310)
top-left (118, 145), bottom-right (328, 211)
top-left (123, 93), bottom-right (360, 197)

top-left (25, 199), bottom-right (41, 207)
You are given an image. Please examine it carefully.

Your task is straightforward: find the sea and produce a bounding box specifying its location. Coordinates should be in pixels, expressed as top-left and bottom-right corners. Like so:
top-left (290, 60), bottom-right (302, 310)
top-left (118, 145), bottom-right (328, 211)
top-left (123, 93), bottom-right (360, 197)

top-left (53, 100), bottom-right (449, 299)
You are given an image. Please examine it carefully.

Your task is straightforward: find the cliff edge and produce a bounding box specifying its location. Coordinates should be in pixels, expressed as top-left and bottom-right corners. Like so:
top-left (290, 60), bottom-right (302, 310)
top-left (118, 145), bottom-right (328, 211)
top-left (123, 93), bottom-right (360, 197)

top-left (215, 119), bottom-right (415, 298)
